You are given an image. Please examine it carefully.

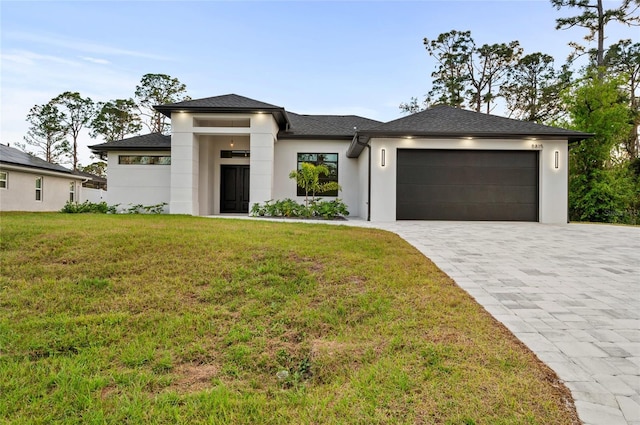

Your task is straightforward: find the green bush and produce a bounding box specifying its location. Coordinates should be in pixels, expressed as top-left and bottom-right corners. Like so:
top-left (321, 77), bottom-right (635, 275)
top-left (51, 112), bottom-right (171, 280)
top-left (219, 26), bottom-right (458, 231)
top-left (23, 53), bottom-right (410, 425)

top-left (250, 199), bottom-right (349, 220)
top-left (60, 201), bottom-right (117, 214)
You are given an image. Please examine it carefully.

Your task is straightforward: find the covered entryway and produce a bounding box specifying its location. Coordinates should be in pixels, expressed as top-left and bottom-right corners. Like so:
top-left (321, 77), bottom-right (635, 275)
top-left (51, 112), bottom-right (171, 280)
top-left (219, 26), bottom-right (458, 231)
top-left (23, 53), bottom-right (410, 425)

top-left (396, 149), bottom-right (539, 221)
top-left (220, 165), bottom-right (250, 213)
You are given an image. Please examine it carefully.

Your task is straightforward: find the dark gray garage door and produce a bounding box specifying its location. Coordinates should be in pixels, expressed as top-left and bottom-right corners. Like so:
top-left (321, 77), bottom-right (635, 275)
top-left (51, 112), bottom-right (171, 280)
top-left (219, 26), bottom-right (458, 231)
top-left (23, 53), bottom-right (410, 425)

top-left (397, 149), bottom-right (538, 221)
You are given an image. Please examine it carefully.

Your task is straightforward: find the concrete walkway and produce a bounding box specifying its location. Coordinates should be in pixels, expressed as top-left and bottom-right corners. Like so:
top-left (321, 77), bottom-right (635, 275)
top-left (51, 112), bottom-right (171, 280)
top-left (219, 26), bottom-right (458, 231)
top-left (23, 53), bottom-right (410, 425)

top-left (367, 221), bottom-right (640, 425)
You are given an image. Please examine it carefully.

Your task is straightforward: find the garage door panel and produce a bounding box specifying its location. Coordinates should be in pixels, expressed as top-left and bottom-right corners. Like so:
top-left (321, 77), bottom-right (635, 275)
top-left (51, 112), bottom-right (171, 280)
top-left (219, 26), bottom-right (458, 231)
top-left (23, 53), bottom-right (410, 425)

top-left (399, 165), bottom-right (536, 186)
top-left (397, 184), bottom-right (537, 204)
top-left (396, 150), bottom-right (538, 221)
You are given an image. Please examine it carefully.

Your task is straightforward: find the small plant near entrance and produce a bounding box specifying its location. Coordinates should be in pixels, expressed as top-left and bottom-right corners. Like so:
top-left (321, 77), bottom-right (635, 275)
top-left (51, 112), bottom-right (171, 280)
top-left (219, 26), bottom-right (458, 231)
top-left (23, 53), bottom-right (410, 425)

top-left (288, 162), bottom-right (341, 207)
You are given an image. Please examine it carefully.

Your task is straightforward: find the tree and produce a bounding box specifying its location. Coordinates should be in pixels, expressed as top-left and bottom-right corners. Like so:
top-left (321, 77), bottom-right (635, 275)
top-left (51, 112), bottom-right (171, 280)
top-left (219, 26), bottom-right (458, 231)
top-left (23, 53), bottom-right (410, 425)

top-left (135, 73), bottom-right (190, 134)
top-left (51, 92), bottom-right (95, 170)
top-left (551, 0), bottom-right (640, 69)
top-left (80, 161), bottom-right (107, 178)
top-left (502, 53), bottom-right (573, 123)
top-left (604, 39), bottom-right (640, 157)
top-left (289, 163), bottom-right (341, 207)
top-left (90, 99), bottom-right (142, 143)
top-left (564, 72), bottom-right (635, 222)
top-left (466, 41), bottom-right (522, 113)
top-left (22, 103), bottom-right (69, 164)
top-left (401, 31), bottom-right (522, 114)
top-left (423, 30), bottom-right (474, 108)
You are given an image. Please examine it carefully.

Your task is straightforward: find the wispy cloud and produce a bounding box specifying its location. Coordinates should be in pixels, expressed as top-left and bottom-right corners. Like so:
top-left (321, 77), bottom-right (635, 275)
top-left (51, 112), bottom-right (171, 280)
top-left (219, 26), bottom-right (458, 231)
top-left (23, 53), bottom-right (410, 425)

top-left (80, 56), bottom-right (111, 65)
top-left (5, 31), bottom-right (171, 61)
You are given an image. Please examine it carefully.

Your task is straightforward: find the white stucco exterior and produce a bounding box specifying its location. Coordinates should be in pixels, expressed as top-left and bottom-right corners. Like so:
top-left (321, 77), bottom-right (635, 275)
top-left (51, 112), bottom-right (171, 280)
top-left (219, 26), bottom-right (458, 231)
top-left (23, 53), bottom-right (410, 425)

top-left (0, 165), bottom-right (85, 212)
top-left (92, 95), bottom-right (582, 224)
top-left (105, 151), bottom-right (171, 211)
top-left (367, 137), bottom-right (569, 224)
top-left (273, 139), bottom-right (361, 217)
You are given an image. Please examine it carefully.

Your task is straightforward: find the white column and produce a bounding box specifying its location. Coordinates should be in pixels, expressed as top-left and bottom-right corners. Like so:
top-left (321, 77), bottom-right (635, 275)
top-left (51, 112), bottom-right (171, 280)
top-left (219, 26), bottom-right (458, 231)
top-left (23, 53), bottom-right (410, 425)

top-left (170, 132), bottom-right (199, 215)
top-left (539, 141), bottom-right (568, 224)
top-left (249, 133), bottom-right (275, 207)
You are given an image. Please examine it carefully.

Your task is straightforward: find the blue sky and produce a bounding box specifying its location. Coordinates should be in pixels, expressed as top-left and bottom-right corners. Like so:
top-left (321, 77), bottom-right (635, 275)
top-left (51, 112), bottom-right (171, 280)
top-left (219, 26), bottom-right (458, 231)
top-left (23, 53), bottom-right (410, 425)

top-left (1, 0), bottom-right (636, 165)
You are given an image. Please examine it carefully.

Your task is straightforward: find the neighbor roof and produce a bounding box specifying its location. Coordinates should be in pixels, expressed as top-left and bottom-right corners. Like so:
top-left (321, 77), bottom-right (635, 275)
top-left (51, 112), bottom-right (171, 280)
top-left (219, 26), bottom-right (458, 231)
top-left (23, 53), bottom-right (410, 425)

top-left (347, 105), bottom-right (593, 157)
top-left (280, 112), bottom-right (382, 139)
top-left (89, 133), bottom-right (171, 152)
top-left (0, 144), bottom-right (78, 175)
top-left (154, 94), bottom-right (290, 130)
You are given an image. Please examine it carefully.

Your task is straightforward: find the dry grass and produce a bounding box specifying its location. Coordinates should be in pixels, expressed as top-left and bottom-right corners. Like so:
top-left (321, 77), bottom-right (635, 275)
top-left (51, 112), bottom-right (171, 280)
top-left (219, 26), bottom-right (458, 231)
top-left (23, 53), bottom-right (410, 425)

top-left (0, 213), bottom-right (579, 424)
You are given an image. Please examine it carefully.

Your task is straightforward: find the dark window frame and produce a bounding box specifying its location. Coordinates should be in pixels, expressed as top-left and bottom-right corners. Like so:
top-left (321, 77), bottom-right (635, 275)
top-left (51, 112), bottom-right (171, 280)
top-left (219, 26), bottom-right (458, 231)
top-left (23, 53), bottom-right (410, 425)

top-left (35, 176), bottom-right (42, 201)
top-left (118, 155), bottom-right (171, 165)
top-left (296, 153), bottom-right (338, 197)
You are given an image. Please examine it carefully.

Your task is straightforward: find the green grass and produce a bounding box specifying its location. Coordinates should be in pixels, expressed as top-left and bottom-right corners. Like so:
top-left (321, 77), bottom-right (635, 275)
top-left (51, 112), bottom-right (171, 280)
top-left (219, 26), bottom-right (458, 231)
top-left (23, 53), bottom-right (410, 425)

top-left (0, 213), bottom-right (578, 424)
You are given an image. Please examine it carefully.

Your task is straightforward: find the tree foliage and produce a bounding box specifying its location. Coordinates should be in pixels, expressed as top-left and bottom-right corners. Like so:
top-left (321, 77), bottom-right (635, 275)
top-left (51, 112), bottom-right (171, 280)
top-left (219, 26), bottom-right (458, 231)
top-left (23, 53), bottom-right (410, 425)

top-left (51, 92), bottom-right (95, 170)
top-left (403, 31), bottom-right (523, 114)
top-left (551, 0), bottom-right (640, 68)
top-left (502, 53), bottom-right (573, 123)
top-left (423, 30), bottom-right (473, 109)
top-left (135, 73), bottom-right (190, 134)
top-left (604, 39), bottom-right (640, 158)
top-left (22, 103), bottom-right (70, 164)
top-left (80, 161), bottom-right (107, 178)
top-left (564, 72), bottom-right (637, 222)
top-left (90, 99), bottom-right (142, 143)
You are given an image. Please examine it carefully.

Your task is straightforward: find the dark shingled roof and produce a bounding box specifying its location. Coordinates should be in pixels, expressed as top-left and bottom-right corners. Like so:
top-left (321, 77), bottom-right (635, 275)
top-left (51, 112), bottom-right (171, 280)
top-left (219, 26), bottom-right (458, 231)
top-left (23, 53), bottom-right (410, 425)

top-left (89, 133), bottom-right (171, 152)
top-left (347, 105), bottom-right (593, 157)
top-left (366, 105), bottom-right (590, 138)
top-left (158, 94), bottom-right (283, 110)
top-left (280, 112), bottom-right (382, 139)
top-left (0, 144), bottom-right (77, 175)
top-left (154, 94), bottom-right (290, 130)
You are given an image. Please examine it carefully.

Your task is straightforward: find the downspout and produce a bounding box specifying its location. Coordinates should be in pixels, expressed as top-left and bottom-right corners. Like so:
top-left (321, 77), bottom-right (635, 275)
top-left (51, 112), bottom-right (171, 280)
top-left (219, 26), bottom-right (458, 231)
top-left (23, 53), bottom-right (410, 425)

top-left (352, 133), bottom-right (372, 221)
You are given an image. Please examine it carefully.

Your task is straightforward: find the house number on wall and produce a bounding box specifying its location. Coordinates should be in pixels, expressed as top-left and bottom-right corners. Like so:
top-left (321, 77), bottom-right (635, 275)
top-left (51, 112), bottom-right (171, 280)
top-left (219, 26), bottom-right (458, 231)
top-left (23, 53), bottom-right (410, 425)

top-left (531, 143), bottom-right (544, 149)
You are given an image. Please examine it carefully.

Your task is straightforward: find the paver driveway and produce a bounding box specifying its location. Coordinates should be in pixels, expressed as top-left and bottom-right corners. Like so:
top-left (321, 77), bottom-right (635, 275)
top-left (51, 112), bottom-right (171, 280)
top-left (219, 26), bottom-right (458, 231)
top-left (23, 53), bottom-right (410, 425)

top-left (369, 222), bottom-right (640, 425)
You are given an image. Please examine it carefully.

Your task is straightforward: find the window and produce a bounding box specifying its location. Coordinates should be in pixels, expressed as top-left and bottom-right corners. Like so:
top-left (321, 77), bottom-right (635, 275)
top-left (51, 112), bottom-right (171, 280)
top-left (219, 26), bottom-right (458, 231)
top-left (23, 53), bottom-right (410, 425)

top-left (69, 182), bottom-right (76, 202)
top-left (221, 150), bottom-right (250, 158)
top-left (118, 155), bottom-right (171, 165)
top-left (0, 171), bottom-right (7, 189)
top-left (296, 153), bottom-right (338, 197)
top-left (35, 177), bottom-right (42, 201)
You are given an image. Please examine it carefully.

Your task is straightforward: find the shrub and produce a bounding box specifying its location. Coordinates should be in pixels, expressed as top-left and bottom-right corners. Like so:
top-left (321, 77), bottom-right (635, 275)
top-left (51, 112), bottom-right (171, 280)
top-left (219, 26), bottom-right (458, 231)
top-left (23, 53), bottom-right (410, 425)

top-left (60, 201), bottom-right (116, 214)
top-left (250, 199), bottom-right (349, 220)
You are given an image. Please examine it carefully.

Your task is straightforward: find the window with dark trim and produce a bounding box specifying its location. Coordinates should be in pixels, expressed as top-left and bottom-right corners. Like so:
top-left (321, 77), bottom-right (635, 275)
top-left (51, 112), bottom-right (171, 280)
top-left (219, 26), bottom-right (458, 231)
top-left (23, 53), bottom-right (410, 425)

top-left (118, 155), bottom-right (171, 165)
top-left (221, 150), bottom-right (250, 158)
top-left (0, 171), bottom-right (7, 189)
top-left (35, 177), bottom-right (42, 201)
top-left (296, 153), bottom-right (338, 197)
top-left (69, 182), bottom-right (76, 202)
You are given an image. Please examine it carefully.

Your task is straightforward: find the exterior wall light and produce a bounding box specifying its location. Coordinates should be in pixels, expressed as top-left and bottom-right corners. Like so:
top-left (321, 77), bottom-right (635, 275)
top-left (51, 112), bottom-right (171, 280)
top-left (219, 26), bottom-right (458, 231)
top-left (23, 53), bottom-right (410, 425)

top-left (381, 148), bottom-right (386, 167)
top-left (554, 150), bottom-right (559, 169)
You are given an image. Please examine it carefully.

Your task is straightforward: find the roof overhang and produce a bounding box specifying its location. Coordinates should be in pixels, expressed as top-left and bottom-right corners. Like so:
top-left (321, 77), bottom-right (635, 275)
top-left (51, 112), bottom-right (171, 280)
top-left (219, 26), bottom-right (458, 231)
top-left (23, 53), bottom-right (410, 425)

top-left (154, 105), bottom-right (291, 131)
top-left (0, 163), bottom-right (85, 180)
top-left (346, 131), bottom-right (594, 158)
top-left (89, 145), bottom-right (171, 153)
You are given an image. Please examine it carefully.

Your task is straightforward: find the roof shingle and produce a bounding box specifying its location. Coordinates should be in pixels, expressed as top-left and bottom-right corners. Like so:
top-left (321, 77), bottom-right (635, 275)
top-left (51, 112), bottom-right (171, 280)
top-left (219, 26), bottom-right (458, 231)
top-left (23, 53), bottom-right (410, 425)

top-left (89, 133), bottom-right (171, 152)
top-left (0, 144), bottom-right (76, 174)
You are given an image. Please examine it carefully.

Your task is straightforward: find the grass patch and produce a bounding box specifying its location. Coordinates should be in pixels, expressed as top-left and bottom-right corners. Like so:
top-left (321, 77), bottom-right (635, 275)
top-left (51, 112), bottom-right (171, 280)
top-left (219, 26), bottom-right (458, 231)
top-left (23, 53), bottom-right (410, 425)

top-left (0, 213), bottom-right (578, 424)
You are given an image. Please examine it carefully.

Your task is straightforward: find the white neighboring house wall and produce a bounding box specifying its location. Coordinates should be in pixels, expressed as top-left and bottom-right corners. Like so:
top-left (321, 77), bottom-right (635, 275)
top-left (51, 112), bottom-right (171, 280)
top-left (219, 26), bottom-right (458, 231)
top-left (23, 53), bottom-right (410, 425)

top-left (273, 139), bottom-right (361, 217)
top-left (367, 137), bottom-right (569, 224)
top-left (0, 165), bottom-right (84, 211)
top-left (80, 188), bottom-right (106, 204)
top-left (106, 151), bottom-right (171, 212)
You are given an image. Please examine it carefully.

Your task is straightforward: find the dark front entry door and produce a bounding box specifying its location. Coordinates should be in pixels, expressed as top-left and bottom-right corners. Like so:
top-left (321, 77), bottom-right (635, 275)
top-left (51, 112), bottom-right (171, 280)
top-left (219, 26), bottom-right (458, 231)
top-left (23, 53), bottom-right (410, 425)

top-left (220, 165), bottom-right (250, 213)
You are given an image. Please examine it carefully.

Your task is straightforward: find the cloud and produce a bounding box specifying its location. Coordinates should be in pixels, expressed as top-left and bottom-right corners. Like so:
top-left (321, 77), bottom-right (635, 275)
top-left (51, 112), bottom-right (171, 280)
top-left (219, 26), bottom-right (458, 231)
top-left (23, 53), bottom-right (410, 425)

top-left (80, 56), bottom-right (111, 65)
top-left (4, 30), bottom-right (171, 61)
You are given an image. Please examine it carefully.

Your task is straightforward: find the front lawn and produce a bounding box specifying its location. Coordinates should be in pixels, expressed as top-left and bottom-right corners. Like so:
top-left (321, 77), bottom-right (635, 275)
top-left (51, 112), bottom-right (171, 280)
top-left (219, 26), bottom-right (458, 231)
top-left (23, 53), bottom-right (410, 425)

top-left (0, 213), bottom-right (578, 424)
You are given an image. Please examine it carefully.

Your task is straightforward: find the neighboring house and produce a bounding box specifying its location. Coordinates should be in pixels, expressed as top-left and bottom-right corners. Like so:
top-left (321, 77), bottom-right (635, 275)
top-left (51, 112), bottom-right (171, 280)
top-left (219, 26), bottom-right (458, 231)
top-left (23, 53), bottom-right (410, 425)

top-left (0, 144), bottom-right (86, 212)
top-left (90, 94), bottom-right (590, 223)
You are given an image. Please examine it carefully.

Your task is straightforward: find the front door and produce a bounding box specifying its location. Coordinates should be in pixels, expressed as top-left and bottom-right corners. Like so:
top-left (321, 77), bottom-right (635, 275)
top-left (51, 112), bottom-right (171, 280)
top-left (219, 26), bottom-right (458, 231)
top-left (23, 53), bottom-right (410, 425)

top-left (220, 165), bottom-right (250, 213)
